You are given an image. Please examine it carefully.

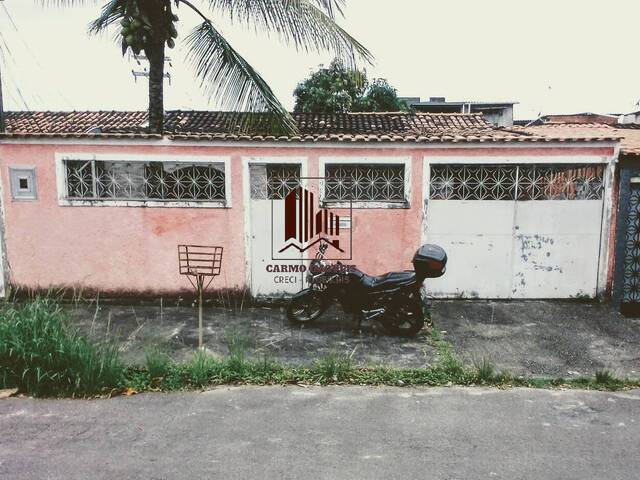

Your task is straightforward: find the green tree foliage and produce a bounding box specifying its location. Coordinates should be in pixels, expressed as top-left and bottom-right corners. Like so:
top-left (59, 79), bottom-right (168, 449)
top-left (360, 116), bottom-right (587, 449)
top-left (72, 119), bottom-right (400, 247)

top-left (294, 60), bottom-right (409, 113)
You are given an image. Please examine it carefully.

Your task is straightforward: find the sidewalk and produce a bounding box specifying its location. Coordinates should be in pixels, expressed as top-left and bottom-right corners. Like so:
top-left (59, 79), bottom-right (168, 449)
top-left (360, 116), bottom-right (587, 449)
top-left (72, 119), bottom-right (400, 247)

top-left (67, 299), bottom-right (640, 376)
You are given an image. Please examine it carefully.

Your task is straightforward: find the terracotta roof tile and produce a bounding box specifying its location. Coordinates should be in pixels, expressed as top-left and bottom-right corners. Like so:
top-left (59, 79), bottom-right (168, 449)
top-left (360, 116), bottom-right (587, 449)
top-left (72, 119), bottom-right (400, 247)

top-left (0, 110), bottom-right (620, 144)
top-left (512, 123), bottom-right (637, 154)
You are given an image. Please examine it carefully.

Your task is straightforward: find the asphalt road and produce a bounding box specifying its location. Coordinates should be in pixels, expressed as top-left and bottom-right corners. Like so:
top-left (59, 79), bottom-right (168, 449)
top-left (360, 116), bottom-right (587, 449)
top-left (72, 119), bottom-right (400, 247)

top-left (1, 386), bottom-right (639, 480)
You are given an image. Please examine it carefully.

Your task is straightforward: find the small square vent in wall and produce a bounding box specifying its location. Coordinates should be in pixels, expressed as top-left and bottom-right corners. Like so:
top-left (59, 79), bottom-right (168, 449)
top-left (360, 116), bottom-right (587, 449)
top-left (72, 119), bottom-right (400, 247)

top-left (9, 167), bottom-right (38, 201)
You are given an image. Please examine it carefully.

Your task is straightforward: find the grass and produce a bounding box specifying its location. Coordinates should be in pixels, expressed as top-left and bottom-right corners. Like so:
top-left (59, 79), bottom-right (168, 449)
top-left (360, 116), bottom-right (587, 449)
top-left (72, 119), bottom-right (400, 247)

top-left (1, 297), bottom-right (639, 397)
top-left (144, 346), bottom-right (171, 380)
top-left (0, 297), bottom-right (123, 397)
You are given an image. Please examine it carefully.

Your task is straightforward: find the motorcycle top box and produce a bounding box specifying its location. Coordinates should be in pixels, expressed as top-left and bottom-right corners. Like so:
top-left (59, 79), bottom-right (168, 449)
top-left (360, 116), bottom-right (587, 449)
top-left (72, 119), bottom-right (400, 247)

top-left (413, 244), bottom-right (447, 280)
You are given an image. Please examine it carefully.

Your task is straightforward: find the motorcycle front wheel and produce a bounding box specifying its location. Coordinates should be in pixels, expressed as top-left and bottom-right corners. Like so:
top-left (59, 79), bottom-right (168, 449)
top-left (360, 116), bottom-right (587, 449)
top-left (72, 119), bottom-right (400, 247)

top-left (287, 289), bottom-right (326, 325)
top-left (382, 292), bottom-right (425, 337)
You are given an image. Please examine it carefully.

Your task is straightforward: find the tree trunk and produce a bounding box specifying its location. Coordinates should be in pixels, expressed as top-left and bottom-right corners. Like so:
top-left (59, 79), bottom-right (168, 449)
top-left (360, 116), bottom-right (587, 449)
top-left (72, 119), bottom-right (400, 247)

top-left (147, 40), bottom-right (166, 134)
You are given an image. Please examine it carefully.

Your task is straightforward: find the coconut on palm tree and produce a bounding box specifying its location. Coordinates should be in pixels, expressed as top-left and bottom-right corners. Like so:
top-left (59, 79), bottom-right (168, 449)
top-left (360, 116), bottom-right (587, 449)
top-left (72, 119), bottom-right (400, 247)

top-left (43, 0), bottom-right (371, 134)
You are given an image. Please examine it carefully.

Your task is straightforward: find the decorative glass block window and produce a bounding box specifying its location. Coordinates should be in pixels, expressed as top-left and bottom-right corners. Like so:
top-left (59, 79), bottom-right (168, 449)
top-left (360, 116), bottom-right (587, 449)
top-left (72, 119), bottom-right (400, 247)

top-left (324, 164), bottom-right (406, 202)
top-left (9, 167), bottom-right (37, 201)
top-left (250, 164), bottom-right (300, 200)
top-left (63, 159), bottom-right (226, 203)
top-left (429, 164), bottom-right (605, 201)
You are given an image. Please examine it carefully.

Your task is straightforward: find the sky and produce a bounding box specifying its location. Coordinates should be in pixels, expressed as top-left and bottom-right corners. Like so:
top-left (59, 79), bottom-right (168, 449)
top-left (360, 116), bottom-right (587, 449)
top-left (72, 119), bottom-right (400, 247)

top-left (0, 0), bottom-right (639, 120)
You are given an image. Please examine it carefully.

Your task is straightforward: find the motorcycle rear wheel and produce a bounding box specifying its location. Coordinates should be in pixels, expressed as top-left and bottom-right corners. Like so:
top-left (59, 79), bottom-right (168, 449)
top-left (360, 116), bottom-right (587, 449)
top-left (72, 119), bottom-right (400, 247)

top-left (382, 292), bottom-right (425, 337)
top-left (287, 289), bottom-right (325, 325)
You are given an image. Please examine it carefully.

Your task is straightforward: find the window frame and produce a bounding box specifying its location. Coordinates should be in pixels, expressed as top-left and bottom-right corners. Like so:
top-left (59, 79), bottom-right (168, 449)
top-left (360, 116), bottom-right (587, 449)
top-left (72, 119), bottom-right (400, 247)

top-left (318, 156), bottom-right (411, 209)
top-left (55, 153), bottom-right (232, 208)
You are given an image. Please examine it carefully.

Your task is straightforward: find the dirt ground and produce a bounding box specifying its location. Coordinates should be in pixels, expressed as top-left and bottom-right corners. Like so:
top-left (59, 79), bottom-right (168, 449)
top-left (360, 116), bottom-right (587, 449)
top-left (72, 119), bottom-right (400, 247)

top-left (433, 300), bottom-right (640, 377)
top-left (66, 298), bottom-right (640, 377)
top-left (67, 302), bottom-right (436, 368)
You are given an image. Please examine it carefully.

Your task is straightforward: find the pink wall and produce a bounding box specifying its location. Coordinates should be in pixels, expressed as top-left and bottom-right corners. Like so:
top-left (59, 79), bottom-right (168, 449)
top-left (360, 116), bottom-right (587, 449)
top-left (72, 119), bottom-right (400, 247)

top-left (0, 141), bottom-right (615, 296)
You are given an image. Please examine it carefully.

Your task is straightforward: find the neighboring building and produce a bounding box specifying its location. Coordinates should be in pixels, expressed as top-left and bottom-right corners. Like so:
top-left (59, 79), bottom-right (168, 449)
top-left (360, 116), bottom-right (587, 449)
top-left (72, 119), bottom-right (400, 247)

top-left (523, 113), bottom-right (620, 126)
top-left (0, 110), bottom-right (618, 300)
top-left (401, 97), bottom-right (516, 127)
top-left (619, 110), bottom-right (640, 125)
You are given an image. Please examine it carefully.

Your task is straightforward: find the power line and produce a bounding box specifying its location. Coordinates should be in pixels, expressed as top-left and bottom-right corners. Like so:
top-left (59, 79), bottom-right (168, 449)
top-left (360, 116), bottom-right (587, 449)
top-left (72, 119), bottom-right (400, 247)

top-left (0, 2), bottom-right (74, 110)
top-left (0, 30), bottom-right (30, 110)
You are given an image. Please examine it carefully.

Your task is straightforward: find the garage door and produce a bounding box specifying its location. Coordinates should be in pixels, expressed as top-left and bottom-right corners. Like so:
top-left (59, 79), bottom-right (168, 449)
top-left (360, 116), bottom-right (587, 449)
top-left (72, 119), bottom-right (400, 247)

top-left (424, 163), bottom-right (606, 299)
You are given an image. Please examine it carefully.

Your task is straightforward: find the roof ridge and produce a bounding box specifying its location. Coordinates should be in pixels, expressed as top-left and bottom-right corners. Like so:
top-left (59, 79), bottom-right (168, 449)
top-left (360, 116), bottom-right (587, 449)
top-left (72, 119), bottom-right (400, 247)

top-left (2, 110), bottom-right (617, 144)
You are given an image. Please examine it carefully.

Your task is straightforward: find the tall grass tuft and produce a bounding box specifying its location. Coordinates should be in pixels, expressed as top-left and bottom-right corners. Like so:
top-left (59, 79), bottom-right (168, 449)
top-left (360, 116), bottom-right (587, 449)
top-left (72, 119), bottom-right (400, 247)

top-left (0, 297), bottom-right (123, 397)
top-left (312, 352), bottom-right (354, 383)
top-left (594, 369), bottom-right (621, 388)
top-left (187, 350), bottom-right (222, 387)
top-left (473, 357), bottom-right (496, 384)
top-left (225, 328), bottom-right (249, 375)
top-left (144, 347), bottom-right (172, 380)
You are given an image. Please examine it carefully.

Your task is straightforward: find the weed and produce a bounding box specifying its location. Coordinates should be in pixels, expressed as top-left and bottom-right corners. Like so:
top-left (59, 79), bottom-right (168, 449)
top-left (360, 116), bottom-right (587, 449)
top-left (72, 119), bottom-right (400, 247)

top-left (312, 352), bottom-right (355, 383)
top-left (594, 369), bottom-right (623, 389)
top-left (144, 347), bottom-right (172, 379)
top-left (473, 357), bottom-right (496, 384)
top-left (187, 350), bottom-right (222, 387)
top-left (0, 297), bottom-right (123, 396)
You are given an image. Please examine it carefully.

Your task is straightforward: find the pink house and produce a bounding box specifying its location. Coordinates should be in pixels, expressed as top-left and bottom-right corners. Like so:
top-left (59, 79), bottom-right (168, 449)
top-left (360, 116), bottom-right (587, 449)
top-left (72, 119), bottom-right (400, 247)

top-left (0, 111), bottom-right (619, 299)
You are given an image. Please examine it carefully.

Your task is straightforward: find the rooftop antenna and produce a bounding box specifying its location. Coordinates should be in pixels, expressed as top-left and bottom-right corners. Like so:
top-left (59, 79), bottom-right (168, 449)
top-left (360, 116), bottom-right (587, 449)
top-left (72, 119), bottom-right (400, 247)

top-left (130, 53), bottom-right (173, 85)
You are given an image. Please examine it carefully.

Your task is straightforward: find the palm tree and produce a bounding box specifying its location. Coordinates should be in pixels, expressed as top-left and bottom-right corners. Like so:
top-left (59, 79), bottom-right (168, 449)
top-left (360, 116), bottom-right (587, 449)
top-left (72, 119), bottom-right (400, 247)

top-left (43, 0), bottom-right (371, 134)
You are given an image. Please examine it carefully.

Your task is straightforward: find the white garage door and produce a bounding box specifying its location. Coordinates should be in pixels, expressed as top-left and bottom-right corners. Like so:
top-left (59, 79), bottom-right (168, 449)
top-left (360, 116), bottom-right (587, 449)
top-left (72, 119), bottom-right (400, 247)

top-left (425, 164), bottom-right (605, 299)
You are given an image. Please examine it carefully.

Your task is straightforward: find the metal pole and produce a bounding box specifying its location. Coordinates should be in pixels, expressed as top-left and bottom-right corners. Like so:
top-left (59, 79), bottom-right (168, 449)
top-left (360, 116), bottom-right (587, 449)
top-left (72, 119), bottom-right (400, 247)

top-left (198, 274), bottom-right (203, 349)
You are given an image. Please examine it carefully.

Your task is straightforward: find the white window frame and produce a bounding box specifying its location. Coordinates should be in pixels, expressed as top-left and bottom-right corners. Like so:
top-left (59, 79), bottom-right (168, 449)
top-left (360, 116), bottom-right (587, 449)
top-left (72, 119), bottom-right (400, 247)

top-left (55, 153), bottom-right (232, 208)
top-left (318, 156), bottom-right (412, 209)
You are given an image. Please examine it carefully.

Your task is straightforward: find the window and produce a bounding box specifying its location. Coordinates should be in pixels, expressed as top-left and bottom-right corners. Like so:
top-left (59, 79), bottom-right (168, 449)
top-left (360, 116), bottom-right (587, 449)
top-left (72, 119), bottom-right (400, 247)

top-left (249, 164), bottom-right (300, 200)
top-left (62, 159), bottom-right (228, 205)
top-left (9, 167), bottom-right (37, 201)
top-left (429, 164), bottom-right (605, 201)
top-left (324, 164), bottom-right (406, 203)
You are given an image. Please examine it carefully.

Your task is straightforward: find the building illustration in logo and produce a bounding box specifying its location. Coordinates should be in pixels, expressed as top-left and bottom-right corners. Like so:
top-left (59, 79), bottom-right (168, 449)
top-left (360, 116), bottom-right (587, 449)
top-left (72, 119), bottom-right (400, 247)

top-left (279, 186), bottom-right (344, 253)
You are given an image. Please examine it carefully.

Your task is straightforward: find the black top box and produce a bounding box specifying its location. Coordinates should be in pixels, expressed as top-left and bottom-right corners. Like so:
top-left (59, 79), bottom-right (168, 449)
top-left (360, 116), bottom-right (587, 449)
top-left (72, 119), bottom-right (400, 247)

top-left (413, 244), bottom-right (447, 279)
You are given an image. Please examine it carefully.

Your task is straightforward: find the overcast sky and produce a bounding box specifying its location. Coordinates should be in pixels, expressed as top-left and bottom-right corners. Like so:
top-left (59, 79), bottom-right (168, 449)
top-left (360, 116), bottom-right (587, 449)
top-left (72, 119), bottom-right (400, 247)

top-left (0, 0), bottom-right (638, 120)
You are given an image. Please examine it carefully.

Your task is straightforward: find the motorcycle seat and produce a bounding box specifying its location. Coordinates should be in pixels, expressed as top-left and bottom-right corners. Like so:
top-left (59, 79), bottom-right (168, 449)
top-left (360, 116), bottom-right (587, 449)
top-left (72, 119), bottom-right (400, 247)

top-left (358, 270), bottom-right (416, 290)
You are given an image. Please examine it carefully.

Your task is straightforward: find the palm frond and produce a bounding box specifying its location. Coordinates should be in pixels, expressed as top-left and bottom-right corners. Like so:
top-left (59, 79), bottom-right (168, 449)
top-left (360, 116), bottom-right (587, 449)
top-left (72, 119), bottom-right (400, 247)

top-left (308, 0), bottom-right (345, 18)
top-left (36, 0), bottom-right (100, 6)
top-left (88, 0), bottom-right (126, 35)
top-left (185, 21), bottom-right (298, 135)
top-left (206, 0), bottom-right (372, 68)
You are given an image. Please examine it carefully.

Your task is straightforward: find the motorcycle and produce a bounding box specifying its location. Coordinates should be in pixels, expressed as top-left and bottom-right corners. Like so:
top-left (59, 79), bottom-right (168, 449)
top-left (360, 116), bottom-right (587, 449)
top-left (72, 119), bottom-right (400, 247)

top-left (286, 243), bottom-right (447, 336)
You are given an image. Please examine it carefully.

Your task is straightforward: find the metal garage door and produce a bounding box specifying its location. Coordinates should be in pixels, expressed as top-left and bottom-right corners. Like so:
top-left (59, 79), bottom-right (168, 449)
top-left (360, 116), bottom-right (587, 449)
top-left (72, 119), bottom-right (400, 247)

top-left (424, 164), bottom-right (606, 299)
